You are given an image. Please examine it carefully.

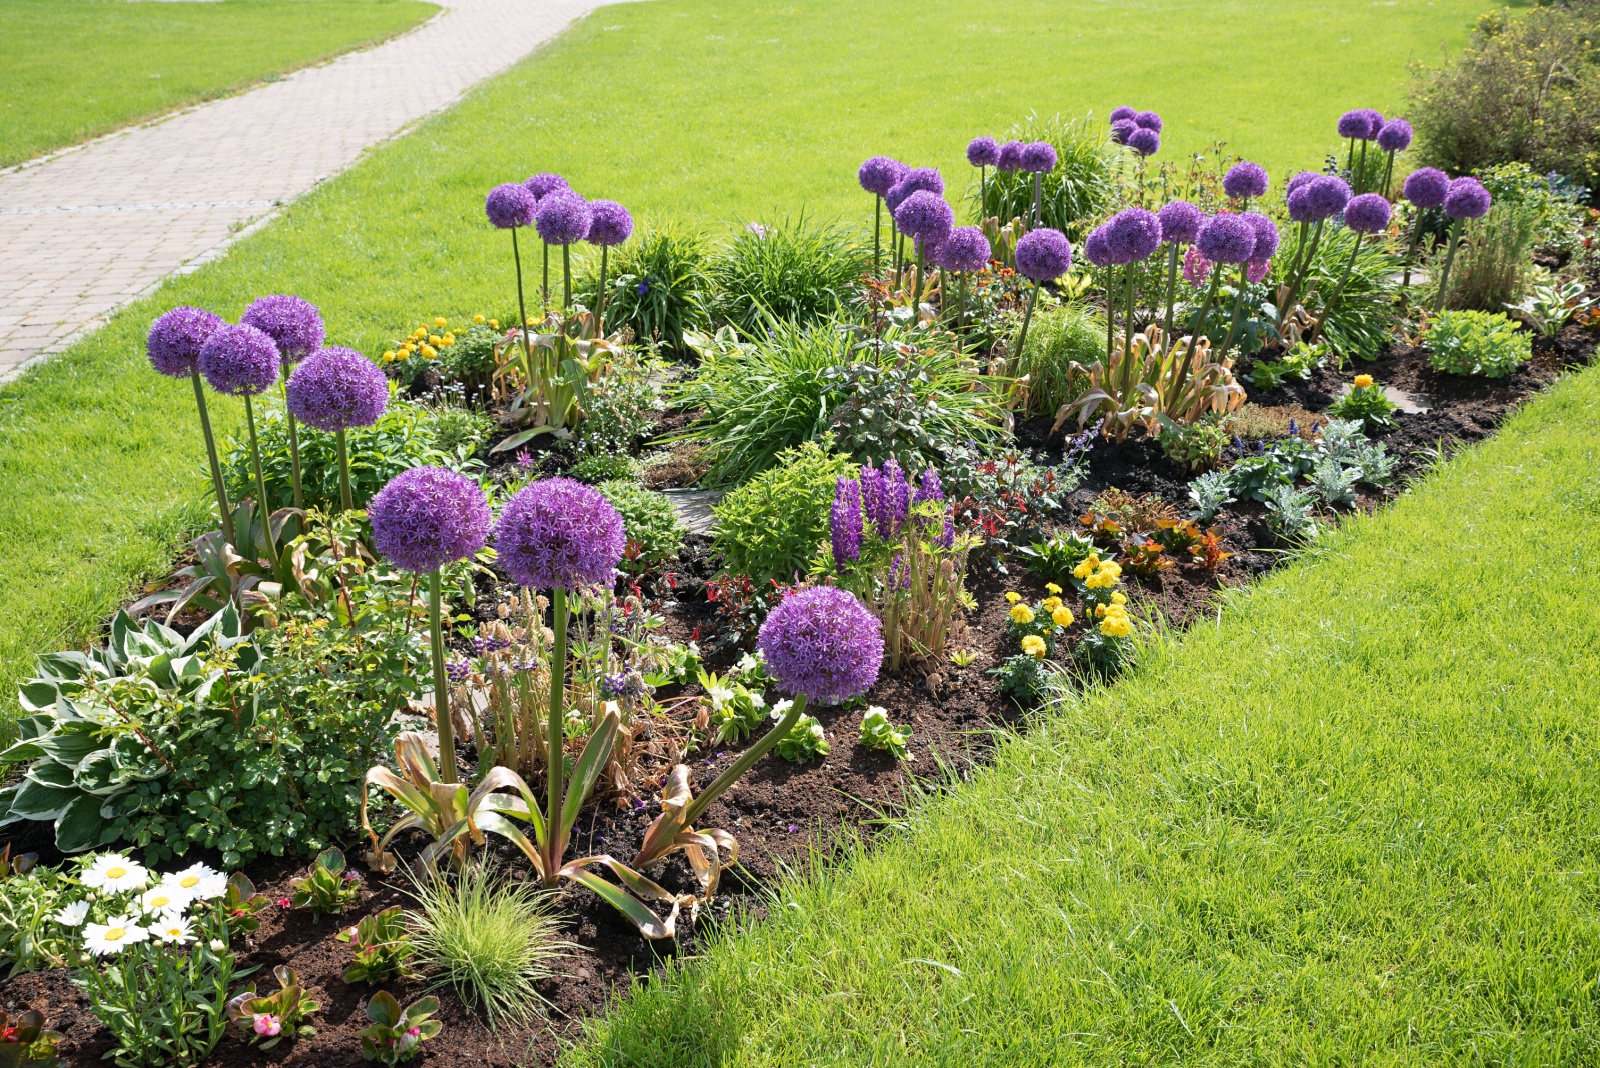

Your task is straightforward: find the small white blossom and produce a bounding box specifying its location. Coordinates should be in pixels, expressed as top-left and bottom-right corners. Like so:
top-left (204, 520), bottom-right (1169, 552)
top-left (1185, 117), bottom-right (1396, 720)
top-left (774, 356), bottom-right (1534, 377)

top-left (53, 900), bottom-right (89, 927)
top-left (81, 854), bottom-right (149, 893)
top-left (769, 698), bottom-right (794, 721)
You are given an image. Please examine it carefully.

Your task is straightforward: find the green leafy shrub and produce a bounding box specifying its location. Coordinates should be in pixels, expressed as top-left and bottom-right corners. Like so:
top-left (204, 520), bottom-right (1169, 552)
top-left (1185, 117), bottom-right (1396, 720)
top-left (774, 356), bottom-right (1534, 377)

top-left (1016, 530), bottom-right (1098, 587)
top-left (289, 847), bottom-right (360, 916)
top-left (576, 354), bottom-right (661, 459)
top-left (711, 442), bottom-right (855, 584)
top-left (357, 991), bottom-right (441, 1065)
top-left (337, 905), bottom-right (416, 984)
top-left (774, 713), bottom-right (829, 762)
top-left (597, 481), bottom-right (686, 573)
top-left (1425, 310), bottom-right (1531, 378)
top-left (708, 216), bottom-right (868, 334)
top-left (1014, 300), bottom-right (1104, 417)
top-left (576, 227), bottom-right (711, 356)
top-left (1157, 415), bottom-right (1230, 473)
top-left (989, 654), bottom-right (1051, 707)
top-left (566, 453), bottom-right (640, 485)
top-left (0, 858), bottom-right (77, 975)
top-left (974, 113), bottom-right (1118, 237)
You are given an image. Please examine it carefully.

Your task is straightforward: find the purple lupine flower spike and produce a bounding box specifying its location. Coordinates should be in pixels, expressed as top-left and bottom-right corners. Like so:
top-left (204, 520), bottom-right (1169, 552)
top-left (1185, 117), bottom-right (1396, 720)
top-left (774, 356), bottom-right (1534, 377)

top-left (914, 467), bottom-right (943, 505)
top-left (830, 477), bottom-right (863, 566)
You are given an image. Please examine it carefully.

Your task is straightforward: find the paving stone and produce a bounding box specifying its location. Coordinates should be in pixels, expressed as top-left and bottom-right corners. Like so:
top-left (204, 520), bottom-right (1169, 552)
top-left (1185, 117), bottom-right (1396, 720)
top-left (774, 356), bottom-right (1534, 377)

top-left (665, 490), bottom-right (722, 535)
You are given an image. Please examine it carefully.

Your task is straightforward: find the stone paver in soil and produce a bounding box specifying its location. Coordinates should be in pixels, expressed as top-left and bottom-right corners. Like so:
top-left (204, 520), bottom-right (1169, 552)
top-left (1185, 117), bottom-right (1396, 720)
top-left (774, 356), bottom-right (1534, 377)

top-left (0, 0), bottom-right (624, 384)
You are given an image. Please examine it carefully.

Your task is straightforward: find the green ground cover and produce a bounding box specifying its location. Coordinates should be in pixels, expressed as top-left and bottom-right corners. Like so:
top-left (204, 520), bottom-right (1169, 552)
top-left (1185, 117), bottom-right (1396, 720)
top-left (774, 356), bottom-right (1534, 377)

top-left (570, 360), bottom-right (1600, 1066)
top-left (0, 0), bottom-right (1488, 728)
top-left (0, 0), bottom-right (437, 168)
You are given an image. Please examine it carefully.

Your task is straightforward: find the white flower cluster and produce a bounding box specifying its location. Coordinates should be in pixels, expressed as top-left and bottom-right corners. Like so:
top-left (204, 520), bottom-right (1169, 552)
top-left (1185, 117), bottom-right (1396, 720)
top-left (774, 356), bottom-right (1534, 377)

top-left (55, 854), bottom-right (226, 958)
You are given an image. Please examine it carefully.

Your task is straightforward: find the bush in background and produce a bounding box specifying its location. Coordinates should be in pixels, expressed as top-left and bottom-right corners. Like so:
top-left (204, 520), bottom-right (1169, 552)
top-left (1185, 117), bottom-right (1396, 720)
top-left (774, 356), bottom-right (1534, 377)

top-left (1013, 300), bottom-right (1104, 417)
top-left (708, 216), bottom-right (868, 334)
top-left (712, 441), bottom-right (855, 584)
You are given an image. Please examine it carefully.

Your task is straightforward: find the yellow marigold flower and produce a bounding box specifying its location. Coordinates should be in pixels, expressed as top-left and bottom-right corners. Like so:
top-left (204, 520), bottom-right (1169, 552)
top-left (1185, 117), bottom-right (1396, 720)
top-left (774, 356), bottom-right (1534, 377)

top-left (1099, 561), bottom-right (1122, 579)
top-left (474, 314), bottom-right (485, 323)
top-left (1045, 582), bottom-right (1062, 595)
top-left (1111, 591), bottom-right (1127, 605)
top-left (1099, 615), bottom-right (1131, 637)
top-left (1041, 596), bottom-right (1062, 611)
top-left (1085, 572), bottom-right (1111, 589)
top-left (1052, 606), bottom-right (1074, 627)
top-left (489, 319), bottom-right (499, 328)
top-left (1072, 560), bottom-right (1093, 579)
top-left (429, 334), bottom-right (442, 345)
top-left (1354, 374), bottom-right (1374, 389)
top-left (1004, 592), bottom-right (1021, 604)
top-left (420, 344), bottom-right (437, 359)
top-left (1009, 604), bottom-right (1035, 624)
top-left (1021, 635), bottom-right (1047, 660)
top-left (434, 316), bottom-right (447, 327)
top-left (382, 350), bottom-right (397, 361)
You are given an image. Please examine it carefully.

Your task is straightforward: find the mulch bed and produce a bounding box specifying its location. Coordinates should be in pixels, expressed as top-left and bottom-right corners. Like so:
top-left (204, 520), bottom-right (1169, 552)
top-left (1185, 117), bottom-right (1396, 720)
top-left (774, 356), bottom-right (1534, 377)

top-left (4, 312), bottom-right (1596, 1067)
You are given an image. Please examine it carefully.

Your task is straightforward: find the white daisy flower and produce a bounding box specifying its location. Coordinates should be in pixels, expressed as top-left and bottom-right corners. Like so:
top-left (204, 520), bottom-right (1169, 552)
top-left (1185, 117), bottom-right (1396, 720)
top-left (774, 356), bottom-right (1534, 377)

top-left (83, 916), bottom-right (149, 957)
top-left (81, 854), bottom-right (149, 893)
top-left (208, 939), bottom-right (226, 953)
top-left (139, 885), bottom-right (191, 917)
top-left (153, 917), bottom-right (194, 945)
top-left (162, 863), bottom-right (226, 901)
top-left (53, 900), bottom-right (89, 927)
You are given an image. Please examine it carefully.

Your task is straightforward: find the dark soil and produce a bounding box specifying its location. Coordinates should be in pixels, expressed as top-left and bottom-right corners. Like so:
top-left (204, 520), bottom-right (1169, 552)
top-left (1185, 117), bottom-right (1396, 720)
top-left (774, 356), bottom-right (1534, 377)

top-left (6, 314), bottom-right (1597, 1067)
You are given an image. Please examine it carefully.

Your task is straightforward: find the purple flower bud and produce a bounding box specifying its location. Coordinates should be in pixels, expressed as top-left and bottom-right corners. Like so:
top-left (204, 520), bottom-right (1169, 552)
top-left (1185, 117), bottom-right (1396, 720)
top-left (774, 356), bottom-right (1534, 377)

top-left (996, 141), bottom-right (1024, 173)
top-left (198, 323), bottom-right (280, 397)
top-left (1443, 177), bottom-right (1492, 220)
top-left (1020, 141), bottom-right (1058, 173)
top-left (932, 226), bottom-right (989, 273)
top-left (147, 306), bottom-right (223, 379)
top-left (885, 167), bottom-right (943, 212)
top-left (524, 173), bottom-right (569, 200)
top-left (1196, 213), bottom-right (1257, 266)
top-left (883, 458), bottom-right (911, 533)
top-left (938, 513), bottom-right (955, 550)
top-left (1157, 200), bottom-right (1203, 245)
top-left (1109, 106), bottom-right (1137, 125)
top-left (893, 190), bottom-right (954, 244)
top-left (1104, 208), bottom-right (1162, 263)
top-left (534, 191), bottom-right (592, 245)
top-left (858, 156), bottom-right (908, 197)
top-left (241, 294), bottom-right (324, 365)
top-left (965, 138), bottom-right (999, 168)
top-left (1126, 127), bottom-right (1161, 157)
top-left (1376, 119), bottom-right (1413, 153)
top-left (368, 466), bottom-right (491, 574)
top-left (485, 183), bottom-right (538, 230)
top-left (1013, 227), bottom-right (1074, 281)
top-left (831, 477), bottom-right (863, 566)
top-left (285, 346), bottom-right (389, 432)
top-left (1223, 161), bottom-right (1269, 201)
top-left (1241, 211), bottom-right (1280, 261)
top-left (586, 199), bottom-right (633, 247)
top-left (1403, 167), bottom-right (1451, 210)
top-left (1344, 193), bottom-right (1393, 234)
top-left (1110, 120), bottom-right (1135, 146)
top-left (1134, 110), bottom-right (1163, 132)
top-left (757, 586), bottom-right (883, 704)
top-left (913, 467), bottom-right (943, 504)
top-left (495, 477), bottom-right (625, 590)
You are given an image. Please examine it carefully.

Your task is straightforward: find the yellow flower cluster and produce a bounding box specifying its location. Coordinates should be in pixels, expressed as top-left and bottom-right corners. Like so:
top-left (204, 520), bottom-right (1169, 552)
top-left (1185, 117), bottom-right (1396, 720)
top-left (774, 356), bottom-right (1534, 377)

top-left (1052, 605), bottom-right (1074, 627)
top-left (1021, 635), bottom-right (1047, 660)
top-left (1073, 554), bottom-right (1122, 589)
top-left (1353, 373), bottom-right (1375, 389)
top-left (382, 316), bottom-right (464, 363)
top-left (1004, 592), bottom-right (1021, 604)
top-left (1096, 596), bottom-right (1132, 637)
top-left (1008, 603), bottom-right (1035, 624)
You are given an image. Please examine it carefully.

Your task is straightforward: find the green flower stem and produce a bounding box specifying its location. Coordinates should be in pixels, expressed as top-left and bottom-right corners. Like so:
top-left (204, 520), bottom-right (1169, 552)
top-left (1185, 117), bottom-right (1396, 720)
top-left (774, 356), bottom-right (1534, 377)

top-left (1281, 219), bottom-right (1324, 323)
top-left (544, 585), bottom-right (569, 882)
top-left (872, 196), bottom-right (882, 274)
top-left (957, 271), bottom-right (968, 335)
top-left (1218, 264), bottom-right (1249, 357)
top-left (979, 166), bottom-right (987, 222)
top-left (541, 239), bottom-right (550, 310)
top-left (681, 695), bottom-right (806, 829)
top-left (243, 394), bottom-right (277, 568)
top-left (1431, 219), bottom-right (1465, 315)
top-left (597, 245), bottom-right (610, 331)
top-left (335, 428), bottom-right (353, 514)
top-left (1402, 209), bottom-right (1427, 289)
top-left (1357, 138), bottom-right (1370, 195)
top-left (1313, 230), bottom-right (1367, 342)
top-left (1189, 263), bottom-right (1224, 354)
top-left (511, 226), bottom-right (534, 369)
top-left (428, 569), bottom-right (456, 783)
top-left (913, 243), bottom-right (926, 318)
top-left (283, 393), bottom-right (304, 512)
top-left (893, 225), bottom-right (904, 294)
top-left (1382, 150), bottom-right (1396, 200)
top-left (1345, 138), bottom-right (1355, 177)
top-left (1104, 266), bottom-right (1116, 363)
top-left (562, 242), bottom-right (573, 310)
top-left (1118, 262), bottom-right (1137, 399)
top-left (1160, 242), bottom-right (1181, 345)
top-left (1032, 172), bottom-right (1043, 226)
top-left (190, 371), bottom-right (233, 545)
top-left (1013, 280), bottom-right (1040, 373)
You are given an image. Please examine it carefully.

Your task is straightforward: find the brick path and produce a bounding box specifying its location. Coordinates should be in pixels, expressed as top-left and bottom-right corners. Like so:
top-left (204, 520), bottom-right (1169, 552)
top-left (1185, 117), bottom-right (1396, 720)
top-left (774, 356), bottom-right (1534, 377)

top-left (0, 0), bottom-right (617, 384)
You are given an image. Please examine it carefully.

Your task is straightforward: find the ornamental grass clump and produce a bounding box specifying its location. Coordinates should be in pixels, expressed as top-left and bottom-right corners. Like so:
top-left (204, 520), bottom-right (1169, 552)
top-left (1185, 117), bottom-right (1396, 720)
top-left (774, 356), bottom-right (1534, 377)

top-left (284, 346), bottom-right (389, 513)
top-left (148, 307), bottom-right (232, 543)
top-left (368, 467), bottom-right (491, 780)
top-left (1432, 177), bottom-right (1494, 314)
top-left (199, 322), bottom-right (282, 566)
top-left (241, 295), bottom-right (324, 512)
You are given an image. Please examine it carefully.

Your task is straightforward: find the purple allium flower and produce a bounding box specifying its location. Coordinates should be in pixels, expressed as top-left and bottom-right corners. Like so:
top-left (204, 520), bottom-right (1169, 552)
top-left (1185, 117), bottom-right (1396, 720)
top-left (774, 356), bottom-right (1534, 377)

top-left (1241, 212), bottom-right (1280, 261)
top-left (1358, 109), bottom-right (1386, 138)
top-left (495, 477), bottom-right (625, 590)
top-left (198, 323), bottom-right (280, 397)
top-left (1014, 227), bottom-right (1074, 281)
top-left (1376, 119), bottom-right (1413, 153)
top-left (368, 466), bottom-right (491, 574)
top-left (933, 226), bottom-right (990, 273)
top-left (285, 346), bottom-right (389, 432)
top-left (913, 466), bottom-right (943, 505)
top-left (1344, 193), bottom-right (1393, 234)
top-left (965, 137), bottom-right (999, 168)
top-left (1402, 167), bottom-right (1451, 210)
top-left (859, 156), bottom-right (908, 197)
top-left (1134, 110), bottom-right (1163, 132)
top-left (1126, 128), bottom-right (1161, 157)
top-left (485, 183), bottom-right (538, 230)
top-left (1196, 213), bottom-right (1257, 265)
top-left (1338, 110), bottom-right (1371, 139)
top-left (1109, 105), bottom-right (1137, 125)
top-left (534, 191), bottom-right (592, 245)
top-left (1289, 175), bottom-right (1352, 223)
top-left (831, 477), bottom-right (863, 565)
top-left (1223, 162), bottom-right (1269, 201)
top-left (1020, 141), bottom-right (1058, 173)
top-left (241, 294), bottom-right (325, 364)
top-left (586, 199), bottom-right (633, 246)
top-left (1286, 170), bottom-right (1321, 197)
top-left (1157, 200), bottom-right (1203, 245)
top-left (1110, 120), bottom-right (1136, 146)
top-left (1104, 208), bottom-right (1162, 263)
top-left (893, 190), bottom-right (954, 244)
top-left (757, 586), bottom-right (883, 705)
top-left (1443, 177), bottom-right (1492, 220)
top-left (885, 167), bottom-right (944, 212)
top-left (524, 173), bottom-right (569, 200)
top-left (996, 141), bottom-right (1024, 172)
top-left (147, 306), bottom-right (223, 379)
top-left (1084, 224), bottom-right (1114, 268)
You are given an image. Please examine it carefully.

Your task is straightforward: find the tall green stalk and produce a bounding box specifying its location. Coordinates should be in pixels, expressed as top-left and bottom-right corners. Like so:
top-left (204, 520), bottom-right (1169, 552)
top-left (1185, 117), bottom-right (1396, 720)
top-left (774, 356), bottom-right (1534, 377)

top-left (562, 243), bottom-right (573, 310)
top-left (1402, 210), bottom-right (1428, 289)
top-left (511, 227), bottom-right (534, 366)
top-left (335, 429), bottom-right (354, 514)
top-left (1117, 265), bottom-right (1137, 400)
top-left (872, 196), bottom-right (882, 274)
top-left (243, 394), bottom-right (277, 569)
top-left (1218, 264), bottom-right (1250, 356)
top-left (597, 245), bottom-right (611, 330)
top-left (1160, 242), bottom-right (1181, 344)
top-left (1279, 220), bottom-right (1325, 322)
top-left (1189, 265), bottom-right (1224, 351)
top-left (190, 372), bottom-right (233, 545)
top-left (1032, 172), bottom-right (1043, 226)
top-left (1312, 231), bottom-right (1368, 342)
top-left (979, 166), bottom-right (987, 222)
top-left (283, 395), bottom-right (304, 512)
top-left (1013, 281), bottom-right (1040, 371)
top-left (1431, 219), bottom-right (1466, 315)
top-left (428, 570), bottom-right (455, 783)
top-left (543, 586), bottom-right (570, 885)
top-left (681, 696), bottom-right (806, 830)
top-left (541, 239), bottom-right (550, 309)
top-left (1104, 266), bottom-right (1116, 363)
top-left (1356, 138), bottom-right (1370, 195)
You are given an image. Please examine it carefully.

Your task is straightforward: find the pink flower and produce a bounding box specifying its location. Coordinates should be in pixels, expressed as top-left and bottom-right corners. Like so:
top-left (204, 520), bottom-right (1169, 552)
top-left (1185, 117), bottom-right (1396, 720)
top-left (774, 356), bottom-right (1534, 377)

top-left (276, 897), bottom-right (291, 909)
top-left (1183, 245), bottom-right (1214, 288)
top-left (406, 1027), bottom-right (422, 1038)
top-left (253, 1014), bottom-right (282, 1037)
top-left (1246, 259), bottom-right (1272, 284)
top-left (745, 222), bottom-right (768, 238)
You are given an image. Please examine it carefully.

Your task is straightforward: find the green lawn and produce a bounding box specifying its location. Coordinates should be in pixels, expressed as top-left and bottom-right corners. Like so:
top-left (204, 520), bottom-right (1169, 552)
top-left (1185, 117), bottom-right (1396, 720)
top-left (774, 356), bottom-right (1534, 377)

top-left (0, 0), bottom-right (437, 168)
top-left (0, 0), bottom-right (1487, 728)
top-left (569, 362), bottom-right (1600, 1065)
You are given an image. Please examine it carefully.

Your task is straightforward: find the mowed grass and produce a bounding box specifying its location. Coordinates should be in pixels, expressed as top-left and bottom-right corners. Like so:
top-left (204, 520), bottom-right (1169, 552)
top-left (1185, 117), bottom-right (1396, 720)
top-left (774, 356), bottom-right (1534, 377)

top-left (0, 0), bottom-right (437, 167)
top-left (569, 363), bottom-right (1600, 1066)
top-left (0, 0), bottom-right (1488, 726)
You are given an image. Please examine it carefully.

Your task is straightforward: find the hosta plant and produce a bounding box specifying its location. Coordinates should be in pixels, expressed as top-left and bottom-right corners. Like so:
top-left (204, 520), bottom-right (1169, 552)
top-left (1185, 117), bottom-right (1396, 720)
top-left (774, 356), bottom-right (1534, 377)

top-left (226, 965), bottom-right (319, 1050)
top-left (356, 992), bottom-right (440, 1066)
top-left (288, 847), bottom-right (360, 916)
top-left (336, 906), bottom-right (415, 984)
top-left (1056, 325), bottom-right (1246, 442)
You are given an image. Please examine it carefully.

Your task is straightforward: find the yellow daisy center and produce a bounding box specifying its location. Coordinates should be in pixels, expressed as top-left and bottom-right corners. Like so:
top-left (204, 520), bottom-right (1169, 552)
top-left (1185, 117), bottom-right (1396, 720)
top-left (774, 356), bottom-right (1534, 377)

top-left (179, 876), bottom-right (200, 888)
top-left (149, 894), bottom-right (171, 908)
top-left (106, 927), bottom-right (126, 942)
top-left (106, 866), bottom-right (127, 880)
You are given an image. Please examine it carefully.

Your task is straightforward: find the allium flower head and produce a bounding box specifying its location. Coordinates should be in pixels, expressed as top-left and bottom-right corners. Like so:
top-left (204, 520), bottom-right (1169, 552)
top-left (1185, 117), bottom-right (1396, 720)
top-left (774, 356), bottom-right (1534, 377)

top-left (1358, 109), bottom-right (1386, 138)
top-left (495, 477), bottom-right (625, 590)
top-left (1110, 120), bottom-right (1136, 146)
top-left (198, 323), bottom-right (280, 397)
top-left (1126, 127), bottom-right (1160, 157)
top-left (886, 167), bottom-right (944, 212)
top-left (858, 156), bottom-right (908, 197)
top-left (241, 294), bottom-right (325, 364)
top-left (831, 477), bottom-right (863, 566)
top-left (147, 306), bottom-right (223, 379)
top-left (1104, 208), bottom-right (1162, 263)
top-left (1376, 118), bottom-right (1413, 153)
top-left (1402, 167), bottom-right (1450, 209)
top-left (369, 466), bottom-right (491, 574)
top-left (1020, 141), bottom-right (1058, 173)
top-left (1014, 227), bottom-right (1074, 281)
top-left (285, 346), bottom-right (389, 432)
top-left (1196, 213), bottom-right (1257, 265)
top-left (1286, 170), bottom-right (1321, 197)
top-left (1289, 175), bottom-right (1351, 223)
top-left (534, 191), bottom-right (592, 245)
top-left (1241, 212), bottom-right (1280, 260)
top-left (1223, 161), bottom-right (1269, 201)
top-left (893, 190), bottom-right (954, 244)
top-left (1338, 110), bottom-right (1372, 139)
top-left (996, 141), bottom-right (1024, 172)
top-left (757, 586), bottom-right (883, 704)
top-left (1134, 110), bottom-right (1163, 132)
top-left (1443, 177), bottom-right (1492, 220)
top-left (523, 173), bottom-right (569, 200)
top-left (485, 182), bottom-right (537, 230)
top-left (1084, 224), bottom-right (1114, 267)
top-left (586, 199), bottom-right (634, 246)
top-left (1344, 193), bottom-right (1392, 234)
top-left (1157, 200), bottom-right (1203, 245)
top-left (965, 137), bottom-right (999, 168)
top-left (1109, 105), bottom-right (1137, 124)
top-left (932, 226), bottom-right (989, 273)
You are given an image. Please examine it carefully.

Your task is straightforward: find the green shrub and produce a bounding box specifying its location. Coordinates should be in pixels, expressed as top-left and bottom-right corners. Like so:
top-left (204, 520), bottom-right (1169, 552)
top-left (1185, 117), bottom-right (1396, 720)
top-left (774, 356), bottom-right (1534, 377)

top-left (708, 216), bottom-right (868, 334)
top-left (1431, 200), bottom-right (1539, 312)
top-left (975, 113), bottom-right (1118, 238)
top-left (1157, 416), bottom-right (1230, 472)
top-left (576, 227), bottom-right (711, 357)
top-left (1270, 225), bottom-right (1401, 361)
top-left (577, 354), bottom-right (661, 459)
top-left (566, 453), bottom-right (640, 484)
top-left (597, 480), bottom-right (686, 573)
top-left (1424, 310), bottom-right (1531, 378)
top-left (1014, 300), bottom-right (1104, 416)
top-left (712, 441), bottom-right (855, 584)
